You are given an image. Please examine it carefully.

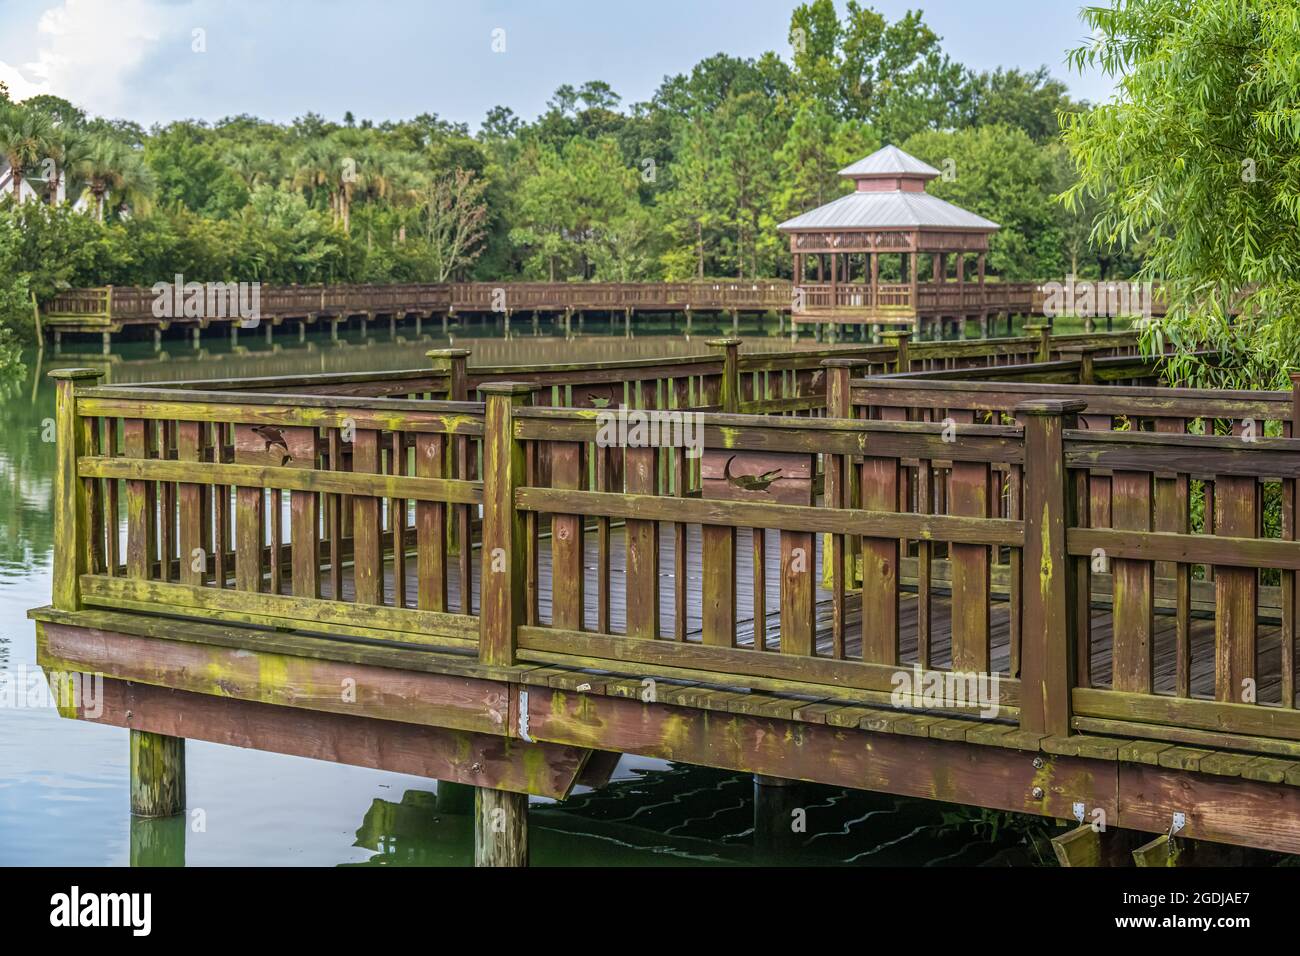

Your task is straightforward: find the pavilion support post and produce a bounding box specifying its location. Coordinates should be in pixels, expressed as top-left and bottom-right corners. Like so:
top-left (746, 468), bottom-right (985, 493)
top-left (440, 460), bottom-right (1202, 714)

top-left (130, 730), bottom-right (186, 818)
top-left (415, 312), bottom-right (423, 336)
top-left (49, 368), bottom-right (103, 612)
top-left (191, 326), bottom-right (200, 348)
top-left (1016, 398), bottom-right (1085, 737)
top-left (474, 787), bottom-right (528, 867)
top-left (479, 383), bottom-right (533, 666)
top-left (707, 338), bottom-right (742, 414)
top-left (230, 323), bottom-right (238, 346)
top-left (101, 331), bottom-right (111, 355)
top-left (442, 311), bottom-right (449, 334)
top-left (624, 308), bottom-right (632, 338)
top-left (330, 318), bottom-right (339, 341)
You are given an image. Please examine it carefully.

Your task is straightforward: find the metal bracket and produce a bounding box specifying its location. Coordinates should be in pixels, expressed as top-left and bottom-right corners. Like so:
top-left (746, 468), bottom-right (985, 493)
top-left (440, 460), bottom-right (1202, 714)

top-left (1168, 811), bottom-right (1186, 844)
top-left (1073, 802), bottom-right (1086, 825)
top-left (517, 689), bottom-right (532, 742)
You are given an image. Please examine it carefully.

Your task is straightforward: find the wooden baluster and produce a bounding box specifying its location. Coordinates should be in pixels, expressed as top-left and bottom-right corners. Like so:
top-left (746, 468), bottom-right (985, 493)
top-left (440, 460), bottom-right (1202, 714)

top-left (1111, 470), bottom-right (1155, 693)
top-left (124, 418), bottom-right (157, 582)
top-left (390, 430), bottom-right (407, 608)
top-left (1215, 472), bottom-right (1258, 703)
top-left (159, 420), bottom-right (176, 582)
top-left (860, 454), bottom-right (900, 665)
top-left (948, 410), bottom-right (991, 673)
top-left (106, 418), bottom-right (120, 577)
top-left (416, 431), bottom-right (448, 612)
top-left (177, 421), bottom-right (204, 586)
top-left (352, 429), bottom-right (383, 605)
top-left (327, 429), bottom-right (344, 600)
top-left (285, 426), bottom-right (320, 599)
top-left (1153, 417), bottom-right (1192, 697)
top-left (625, 381), bottom-right (660, 639)
top-left (550, 441), bottom-right (584, 631)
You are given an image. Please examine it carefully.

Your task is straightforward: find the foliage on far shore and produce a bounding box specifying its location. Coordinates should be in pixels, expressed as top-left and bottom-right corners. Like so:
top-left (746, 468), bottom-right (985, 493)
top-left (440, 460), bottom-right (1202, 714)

top-left (0, 0), bottom-right (1107, 358)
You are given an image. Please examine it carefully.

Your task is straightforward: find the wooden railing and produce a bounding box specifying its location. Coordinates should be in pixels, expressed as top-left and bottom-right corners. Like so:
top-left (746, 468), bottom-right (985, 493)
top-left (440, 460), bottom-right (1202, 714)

top-left (43, 282), bottom-right (794, 327)
top-left (838, 366), bottom-right (1300, 746)
top-left (48, 355), bottom-right (1300, 751)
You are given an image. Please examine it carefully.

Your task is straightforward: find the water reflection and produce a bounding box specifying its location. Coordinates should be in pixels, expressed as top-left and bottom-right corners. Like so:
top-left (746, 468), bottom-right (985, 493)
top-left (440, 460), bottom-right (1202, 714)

top-left (343, 764), bottom-right (1047, 868)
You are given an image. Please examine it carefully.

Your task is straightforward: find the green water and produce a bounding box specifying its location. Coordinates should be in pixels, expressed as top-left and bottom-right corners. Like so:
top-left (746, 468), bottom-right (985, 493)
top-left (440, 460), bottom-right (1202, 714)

top-left (0, 314), bottom-right (1052, 866)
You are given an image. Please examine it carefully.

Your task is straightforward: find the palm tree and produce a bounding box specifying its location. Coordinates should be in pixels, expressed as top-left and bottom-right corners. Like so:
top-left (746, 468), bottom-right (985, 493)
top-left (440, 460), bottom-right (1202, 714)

top-left (73, 135), bottom-right (154, 221)
top-left (0, 103), bottom-right (56, 202)
top-left (222, 142), bottom-right (278, 190)
top-left (43, 127), bottom-right (89, 204)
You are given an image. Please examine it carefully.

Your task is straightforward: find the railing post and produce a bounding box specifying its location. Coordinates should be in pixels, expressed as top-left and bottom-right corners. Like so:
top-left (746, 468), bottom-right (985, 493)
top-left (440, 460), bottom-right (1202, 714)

top-left (1024, 322), bottom-right (1051, 362)
top-left (479, 383), bottom-right (533, 666)
top-left (1016, 398), bottom-right (1086, 737)
top-left (49, 368), bottom-right (103, 611)
top-left (881, 329), bottom-right (911, 373)
top-left (427, 347), bottom-right (472, 400)
top-left (1291, 372), bottom-right (1300, 434)
top-left (1057, 344), bottom-right (1096, 384)
top-left (707, 337), bottom-right (742, 413)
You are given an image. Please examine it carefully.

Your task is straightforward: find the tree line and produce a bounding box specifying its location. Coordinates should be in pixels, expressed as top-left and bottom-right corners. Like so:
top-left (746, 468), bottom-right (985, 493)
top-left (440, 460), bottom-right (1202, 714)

top-left (0, 1), bottom-right (1133, 347)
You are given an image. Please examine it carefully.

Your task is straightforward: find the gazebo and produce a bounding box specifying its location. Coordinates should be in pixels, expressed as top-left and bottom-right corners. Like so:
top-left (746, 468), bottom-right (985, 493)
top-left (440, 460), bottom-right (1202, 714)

top-left (778, 144), bottom-right (1004, 336)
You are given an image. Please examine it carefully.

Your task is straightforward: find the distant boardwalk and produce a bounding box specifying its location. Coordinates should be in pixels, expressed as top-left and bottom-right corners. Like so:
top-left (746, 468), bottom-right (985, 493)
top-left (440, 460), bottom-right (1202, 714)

top-left (39, 278), bottom-right (1161, 348)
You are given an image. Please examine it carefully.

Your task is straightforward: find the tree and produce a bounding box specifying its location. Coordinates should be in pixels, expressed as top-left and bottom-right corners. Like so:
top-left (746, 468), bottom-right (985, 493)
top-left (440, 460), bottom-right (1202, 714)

top-left (74, 135), bottom-right (154, 221)
top-left (904, 125), bottom-right (1063, 279)
top-left (0, 104), bottom-right (56, 201)
top-left (418, 168), bottom-right (489, 280)
top-left (964, 67), bottom-right (1081, 143)
top-left (1062, 0), bottom-right (1300, 388)
top-left (789, 1), bottom-right (969, 141)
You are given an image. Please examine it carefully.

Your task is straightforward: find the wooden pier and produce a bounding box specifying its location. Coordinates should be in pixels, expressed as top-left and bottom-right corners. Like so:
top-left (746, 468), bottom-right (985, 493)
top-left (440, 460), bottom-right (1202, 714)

top-left (29, 329), bottom-right (1300, 865)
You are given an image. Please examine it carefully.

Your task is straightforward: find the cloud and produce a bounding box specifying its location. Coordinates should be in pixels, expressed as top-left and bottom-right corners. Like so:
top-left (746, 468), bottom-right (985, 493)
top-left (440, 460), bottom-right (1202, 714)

top-left (0, 0), bottom-right (188, 114)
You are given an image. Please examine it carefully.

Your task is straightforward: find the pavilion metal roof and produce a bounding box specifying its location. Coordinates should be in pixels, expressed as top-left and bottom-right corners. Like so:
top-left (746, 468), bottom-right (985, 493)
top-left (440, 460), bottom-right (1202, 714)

top-left (776, 189), bottom-right (1000, 232)
top-left (838, 144), bottom-right (941, 178)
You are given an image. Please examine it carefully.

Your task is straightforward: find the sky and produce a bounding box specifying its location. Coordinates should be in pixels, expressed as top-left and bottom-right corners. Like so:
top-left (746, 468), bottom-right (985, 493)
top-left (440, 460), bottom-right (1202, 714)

top-left (0, 0), bottom-right (1110, 130)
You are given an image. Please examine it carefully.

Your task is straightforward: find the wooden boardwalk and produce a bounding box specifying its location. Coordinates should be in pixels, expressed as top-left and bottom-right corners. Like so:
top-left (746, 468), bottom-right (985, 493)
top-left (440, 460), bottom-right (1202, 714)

top-left (29, 333), bottom-right (1300, 864)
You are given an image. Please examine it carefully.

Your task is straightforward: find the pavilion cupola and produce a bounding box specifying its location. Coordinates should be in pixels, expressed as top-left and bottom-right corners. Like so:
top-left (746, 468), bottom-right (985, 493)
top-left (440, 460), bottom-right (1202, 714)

top-left (838, 144), bottom-right (941, 193)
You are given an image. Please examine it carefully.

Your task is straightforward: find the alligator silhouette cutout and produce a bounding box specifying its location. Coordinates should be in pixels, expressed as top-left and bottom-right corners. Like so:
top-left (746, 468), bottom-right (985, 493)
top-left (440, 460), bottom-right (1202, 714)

top-left (250, 424), bottom-right (293, 466)
top-left (724, 455), bottom-right (782, 493)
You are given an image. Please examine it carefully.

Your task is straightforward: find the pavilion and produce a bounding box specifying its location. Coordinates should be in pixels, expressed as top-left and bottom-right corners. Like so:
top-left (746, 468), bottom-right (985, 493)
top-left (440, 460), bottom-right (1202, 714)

top-left (778, 144), bottom-right (1019, 337)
